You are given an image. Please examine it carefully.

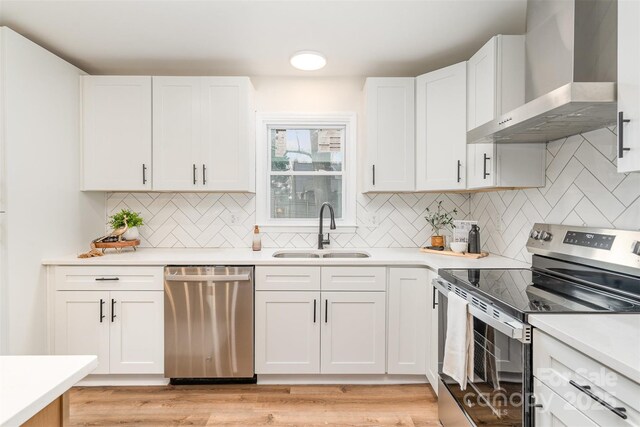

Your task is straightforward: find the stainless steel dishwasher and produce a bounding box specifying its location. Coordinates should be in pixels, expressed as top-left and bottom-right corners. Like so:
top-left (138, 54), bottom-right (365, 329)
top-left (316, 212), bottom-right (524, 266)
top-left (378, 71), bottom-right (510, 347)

top-left (164, 266), bottom-right (254, 382)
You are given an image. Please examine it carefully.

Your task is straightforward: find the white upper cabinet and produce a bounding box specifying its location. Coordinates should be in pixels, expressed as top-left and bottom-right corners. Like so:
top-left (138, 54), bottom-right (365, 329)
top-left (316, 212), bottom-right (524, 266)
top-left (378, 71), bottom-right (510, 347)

top-left (153, 76), bottom-right (255, 192)
top-left (467, 142), bottom-right (545, 189)
top-left (415, 62), bottom-right (467, 191)
top-left (152, 77), bottom-right (203, 191)
top-left (466, 35), bottom-right (544, 189)
top-left (467, 35), bottom-right (525, 131)
top-left (81, 76), bottom-right (152, 191)
top-left (618, 0), bottom-right (640, 172)
top-left (364, 78), bottom-right (415, 192)
top-left (201, 77), bottom-right (255, 191)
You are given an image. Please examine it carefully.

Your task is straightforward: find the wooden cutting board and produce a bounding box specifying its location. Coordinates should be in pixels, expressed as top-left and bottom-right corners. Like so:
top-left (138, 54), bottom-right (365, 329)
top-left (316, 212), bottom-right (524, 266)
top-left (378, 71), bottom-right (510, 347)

top-left (420, 247), bottom-right (489, 259)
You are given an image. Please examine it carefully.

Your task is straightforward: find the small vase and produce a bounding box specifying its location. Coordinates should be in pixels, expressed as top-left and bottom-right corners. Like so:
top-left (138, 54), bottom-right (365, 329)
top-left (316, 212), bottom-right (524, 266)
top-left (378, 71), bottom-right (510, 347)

top-left (123, 227), bottom-right (139, 241)
top-left (431, 235), bottom-right (445, 247)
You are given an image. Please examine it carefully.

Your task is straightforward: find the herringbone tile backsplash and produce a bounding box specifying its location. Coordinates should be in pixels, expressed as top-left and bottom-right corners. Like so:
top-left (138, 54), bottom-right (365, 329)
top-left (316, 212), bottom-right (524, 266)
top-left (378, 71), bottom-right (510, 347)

top-left (106, 126), bottom-right (639, 258)
top-left (471, 127), bottom-right (639, 263)
top-left (106, 192), bottom-right (470, 249)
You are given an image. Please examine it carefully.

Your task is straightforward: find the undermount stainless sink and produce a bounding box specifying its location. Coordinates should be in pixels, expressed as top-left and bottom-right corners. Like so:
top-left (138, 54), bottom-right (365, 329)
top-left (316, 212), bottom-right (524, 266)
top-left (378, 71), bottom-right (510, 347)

top-left (321, 252), bottom-right (370, 258)
top-left (272, 251), bottom-right (320, 258)
top-left (272, 251), bottom-right (370, 259)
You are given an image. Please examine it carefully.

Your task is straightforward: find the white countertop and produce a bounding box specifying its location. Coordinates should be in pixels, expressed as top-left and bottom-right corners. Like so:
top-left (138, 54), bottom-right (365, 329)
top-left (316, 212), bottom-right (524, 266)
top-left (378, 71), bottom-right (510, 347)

top-left (530, 314), bottom-right (640, 384)
top-left (42, 247), bottom-right (529, 271)
top-left (0, 355), bottom-right (97, 426)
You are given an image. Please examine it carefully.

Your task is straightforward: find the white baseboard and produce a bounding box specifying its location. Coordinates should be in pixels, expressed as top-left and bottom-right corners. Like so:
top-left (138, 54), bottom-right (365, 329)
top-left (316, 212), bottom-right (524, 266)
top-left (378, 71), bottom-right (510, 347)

top-left (76, 374), bottom-right (169, 386)
top-left (257, 374), bottom-right (429, 385)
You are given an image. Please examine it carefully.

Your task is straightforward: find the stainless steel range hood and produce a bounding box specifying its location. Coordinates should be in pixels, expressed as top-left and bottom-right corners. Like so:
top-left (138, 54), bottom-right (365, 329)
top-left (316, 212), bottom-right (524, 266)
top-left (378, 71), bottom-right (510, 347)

top-left (468, 0), bottom-right (617, 144)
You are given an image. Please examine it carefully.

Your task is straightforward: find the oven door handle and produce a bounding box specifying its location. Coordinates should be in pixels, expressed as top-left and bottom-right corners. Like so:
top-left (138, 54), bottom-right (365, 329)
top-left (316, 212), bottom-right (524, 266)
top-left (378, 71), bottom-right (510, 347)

top-left (468, 305), bottom-right (526, 341)
top-left (433, 278), bottom-right (529, 342)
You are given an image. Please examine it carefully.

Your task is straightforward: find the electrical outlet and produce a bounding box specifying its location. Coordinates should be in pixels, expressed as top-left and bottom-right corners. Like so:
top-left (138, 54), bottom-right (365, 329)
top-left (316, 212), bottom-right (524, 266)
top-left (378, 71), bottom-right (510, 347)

top-left (495, 213), bottom-right (504, 232)
top-left (370, 213), bottom-right (378, 226)
top-left (229, 212), bottom-right (239, 225)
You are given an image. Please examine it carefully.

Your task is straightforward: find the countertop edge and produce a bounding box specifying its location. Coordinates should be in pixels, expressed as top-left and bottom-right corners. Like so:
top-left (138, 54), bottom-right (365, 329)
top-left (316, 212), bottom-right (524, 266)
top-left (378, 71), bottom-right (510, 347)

top-left (1, 356), bottom-right (98, 427)
top-left (529, 315), bottom-right (640, 385)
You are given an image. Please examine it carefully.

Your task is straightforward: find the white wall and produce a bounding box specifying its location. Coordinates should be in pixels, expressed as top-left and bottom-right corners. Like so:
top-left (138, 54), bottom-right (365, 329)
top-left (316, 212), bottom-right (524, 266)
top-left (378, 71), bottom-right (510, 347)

top-left (0, 27), bottom-right (104, 354)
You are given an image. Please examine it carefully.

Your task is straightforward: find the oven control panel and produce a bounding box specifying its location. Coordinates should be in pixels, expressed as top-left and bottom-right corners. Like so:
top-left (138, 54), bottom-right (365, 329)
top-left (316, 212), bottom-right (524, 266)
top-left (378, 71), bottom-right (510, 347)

top-left (563, 231), bottom-right (616, 250)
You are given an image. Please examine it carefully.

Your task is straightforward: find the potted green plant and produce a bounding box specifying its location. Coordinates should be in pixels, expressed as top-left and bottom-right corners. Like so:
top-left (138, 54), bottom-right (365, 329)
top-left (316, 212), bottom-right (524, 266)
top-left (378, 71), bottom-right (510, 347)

top-left (109, 209), bottom-right (144, 241)
top-left (424, 201), bottom-right (457, 247)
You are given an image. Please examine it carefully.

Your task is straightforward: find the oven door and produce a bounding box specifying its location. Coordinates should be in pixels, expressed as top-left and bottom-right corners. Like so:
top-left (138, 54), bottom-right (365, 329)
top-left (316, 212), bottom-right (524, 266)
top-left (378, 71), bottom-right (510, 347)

top-left (436, 280), bottom-right (532, 427)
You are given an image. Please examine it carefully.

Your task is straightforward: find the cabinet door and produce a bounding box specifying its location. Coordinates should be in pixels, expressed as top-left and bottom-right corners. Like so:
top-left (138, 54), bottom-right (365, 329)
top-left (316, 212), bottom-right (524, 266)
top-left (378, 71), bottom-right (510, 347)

top-left (109, 291), bottom-right (164, 374)
top-left (55, 291), bottom-right (110, 374)
top-left (255, 291), bottom-right (320, 374)
top-left (152, 77), bottom-right (202, 190)
top-left (467, 38), bottom-right (497, 131)
top-left (82, 76), bottom-right (151, 191)
top-left (415, 62), bottom-right (467, 191)
top-left (387, 268), bottom-right (428, 375)
top-left (618, 0), bottom-right (640, 172)
top-left (364, 78), bottom-right (415, 192)
top-left (321, 291), bottom-right (386, 374)
top-left (467, 143), bottom-right (496, 189)
top-left (201, 77), bottom-right (254, 191)
top-left (426, 271), bottom-right (439, 393)
top-left (533, 379), bottom-right (598, 427)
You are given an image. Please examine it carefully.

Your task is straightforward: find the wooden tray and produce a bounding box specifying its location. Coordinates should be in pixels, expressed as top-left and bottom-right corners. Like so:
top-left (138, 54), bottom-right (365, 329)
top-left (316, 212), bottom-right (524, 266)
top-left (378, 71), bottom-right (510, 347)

top-left (420, 247), bottom-right (488, 259)
top-left (93, 239), bottom-right (140, 253)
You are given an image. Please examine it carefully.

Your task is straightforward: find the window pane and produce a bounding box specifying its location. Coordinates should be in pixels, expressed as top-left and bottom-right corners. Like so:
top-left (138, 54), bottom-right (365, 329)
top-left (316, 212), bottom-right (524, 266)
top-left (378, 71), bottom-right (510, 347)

top-left (270, 175), bottom-right (342, 219)
top-left (270, 128), bottom-right (344, 172)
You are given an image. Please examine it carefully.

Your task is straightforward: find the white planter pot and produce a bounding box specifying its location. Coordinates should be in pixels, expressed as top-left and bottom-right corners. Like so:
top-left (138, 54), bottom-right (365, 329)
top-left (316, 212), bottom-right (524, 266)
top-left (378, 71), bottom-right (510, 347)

top-left (123, 226), bottom-right (139, 241)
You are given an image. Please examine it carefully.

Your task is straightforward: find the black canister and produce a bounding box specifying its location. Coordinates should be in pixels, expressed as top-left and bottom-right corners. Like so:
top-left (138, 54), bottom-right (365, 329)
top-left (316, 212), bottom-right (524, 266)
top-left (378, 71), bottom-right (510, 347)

top-left (468, 224), bottom-right (481, 254)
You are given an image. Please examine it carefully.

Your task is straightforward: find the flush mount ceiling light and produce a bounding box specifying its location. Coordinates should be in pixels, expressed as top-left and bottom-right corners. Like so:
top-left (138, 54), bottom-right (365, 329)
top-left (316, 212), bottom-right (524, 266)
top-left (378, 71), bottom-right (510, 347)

top-left (290, 51), bottom-right (326, 71)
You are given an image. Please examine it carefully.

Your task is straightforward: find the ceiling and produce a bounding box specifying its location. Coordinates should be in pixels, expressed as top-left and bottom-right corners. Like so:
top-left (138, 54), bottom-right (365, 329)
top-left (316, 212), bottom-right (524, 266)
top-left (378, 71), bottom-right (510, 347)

top-left (0, 0), bottom-right (527, 77)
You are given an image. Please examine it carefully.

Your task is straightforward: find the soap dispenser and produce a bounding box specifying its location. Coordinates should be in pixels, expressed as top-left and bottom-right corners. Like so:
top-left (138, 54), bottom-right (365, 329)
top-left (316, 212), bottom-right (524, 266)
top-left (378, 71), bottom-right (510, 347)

top-left (252, 225), bottom-right (262, 251)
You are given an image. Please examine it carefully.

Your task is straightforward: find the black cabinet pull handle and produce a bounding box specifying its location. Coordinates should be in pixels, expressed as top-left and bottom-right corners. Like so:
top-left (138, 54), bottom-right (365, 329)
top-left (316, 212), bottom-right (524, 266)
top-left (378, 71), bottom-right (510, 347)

top-left (372, 165), bottom-right (376, 186)
top-left (193, 164), bottom-right (197, 185)
top-left (95, 277), bottom-right (119, 281)
top-left (111, 299), bottom-right (116, 322)
top-left (142, 164), bottom-right (147, 185)
top-left (569, 380), bottom-right (627, 419)
top-left (202, 164), bottom-right (207, 185)
top-left (313, 299), bottom-right (317, 323)
top-left (432, 286), bottom-right (438, 309)
top-left (457, 160), bottom-right (462, 183)
top-left (99, 299), bottom-right (105, 323)
top-left (618, 111), bottom-right (631, 158)
top-left (483, 153), bottom-right (491, 179)
top-left (325, 300), bottom-right (328, 323)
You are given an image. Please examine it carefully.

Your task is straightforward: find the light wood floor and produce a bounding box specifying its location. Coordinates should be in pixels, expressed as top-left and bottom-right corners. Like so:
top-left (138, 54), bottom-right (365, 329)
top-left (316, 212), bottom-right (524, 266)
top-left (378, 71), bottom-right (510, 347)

top-left (68, 384), bottom-right (439, 426)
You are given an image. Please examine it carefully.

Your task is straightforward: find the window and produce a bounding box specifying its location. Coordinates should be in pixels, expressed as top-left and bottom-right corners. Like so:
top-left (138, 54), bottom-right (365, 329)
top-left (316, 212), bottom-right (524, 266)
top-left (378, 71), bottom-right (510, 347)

top-left (256, 113), bottom-right (356, 229)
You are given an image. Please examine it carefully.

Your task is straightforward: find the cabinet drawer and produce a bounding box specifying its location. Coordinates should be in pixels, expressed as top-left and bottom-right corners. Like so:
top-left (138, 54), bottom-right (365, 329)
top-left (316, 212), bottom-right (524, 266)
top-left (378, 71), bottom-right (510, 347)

top-left (255, 267), bottom-right (321, 291)
top-left (533, 378), bottom-right (598, 427)
top-left (533, 330), bottom-right (640, 426)
top-left (321, 267), bottom-right (386, 291)
top-left (55, 266), bottom-right (163, 291)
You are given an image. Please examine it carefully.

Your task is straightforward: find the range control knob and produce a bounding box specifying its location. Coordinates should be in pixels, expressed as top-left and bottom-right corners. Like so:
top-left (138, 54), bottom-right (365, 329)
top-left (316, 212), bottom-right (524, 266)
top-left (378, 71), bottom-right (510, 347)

top-left (633, 241), bottom-right (640, 256)
top-left (540, 231), bottom-right (553, 241)
top-left (530, 230), bottom-right (540, 240)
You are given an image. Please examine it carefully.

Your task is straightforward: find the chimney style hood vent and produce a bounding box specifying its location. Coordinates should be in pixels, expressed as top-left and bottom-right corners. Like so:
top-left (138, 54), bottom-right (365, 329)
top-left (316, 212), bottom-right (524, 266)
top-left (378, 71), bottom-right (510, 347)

top-left (468, 0), bottom-right (617, 144)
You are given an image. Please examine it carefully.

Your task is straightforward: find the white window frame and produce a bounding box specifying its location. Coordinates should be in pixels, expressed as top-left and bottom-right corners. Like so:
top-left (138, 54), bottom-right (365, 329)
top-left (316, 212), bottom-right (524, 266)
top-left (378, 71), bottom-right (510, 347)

top-left (256, 112), bottom-right (357, 232)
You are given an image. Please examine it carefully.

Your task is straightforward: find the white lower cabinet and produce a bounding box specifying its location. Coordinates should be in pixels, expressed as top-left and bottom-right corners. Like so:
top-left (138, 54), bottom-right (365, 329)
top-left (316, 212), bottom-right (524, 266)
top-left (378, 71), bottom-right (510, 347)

top-left (52, 266), bottom-right (165, 376)
top-left (55, 291), bottom-right (111, 374)
top-left (387, 268), bottom-right (428, 375)
top-left (533, 379), bottom-right (598, 427)
top-left (321, 291), bottom-right (386, 374)
top-left (109, 291), bottom-right (164, 374)
top-left (255, 291), bottom-right (321, 374)
top-left (425, 270), bottom-right (439, 393)
top-left (255, 266), bottom-right (387, 375)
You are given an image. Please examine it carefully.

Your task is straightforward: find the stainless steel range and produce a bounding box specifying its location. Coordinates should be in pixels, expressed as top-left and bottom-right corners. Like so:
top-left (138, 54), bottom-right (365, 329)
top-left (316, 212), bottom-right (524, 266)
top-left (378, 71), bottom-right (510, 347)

top-left (435, 223), bottom-right (640, 427)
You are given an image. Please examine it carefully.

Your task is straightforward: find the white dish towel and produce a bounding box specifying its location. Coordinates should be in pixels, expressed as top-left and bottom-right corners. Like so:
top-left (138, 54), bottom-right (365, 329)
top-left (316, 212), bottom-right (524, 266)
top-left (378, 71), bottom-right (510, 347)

top-left (442, 292), bottom-right (474, 390)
